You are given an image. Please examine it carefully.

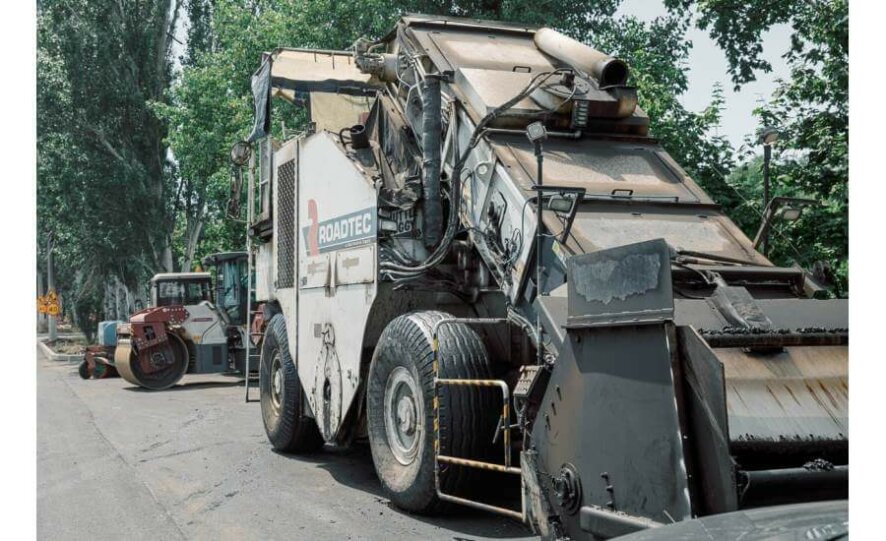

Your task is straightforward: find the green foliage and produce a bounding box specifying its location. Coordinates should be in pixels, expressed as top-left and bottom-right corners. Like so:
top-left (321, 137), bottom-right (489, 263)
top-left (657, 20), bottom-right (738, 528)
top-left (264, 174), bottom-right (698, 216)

top-left (591, 14), bottom-right (736, 206)
top-left (162, 0), bottom-right (732, 269)
top-left (665, 0), bottom-right (795, 89)
top-left (37, 0), bottom-right (183, 334)
top-left (757, 1), bottom-right (848, 295)
top-left (40, 0), bottom-right (848, 338)
top-left (668, 0), bottom-right (849, 295)
top-left (70, 274), bottom-right (105, 343)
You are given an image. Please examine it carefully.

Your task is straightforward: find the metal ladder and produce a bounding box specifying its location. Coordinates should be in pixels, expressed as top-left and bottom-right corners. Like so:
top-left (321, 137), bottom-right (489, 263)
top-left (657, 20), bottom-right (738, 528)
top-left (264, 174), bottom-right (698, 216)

top-left (244, 145), bottom-right (260, 403)
top-left (243, 307), bottom-right (262, 403)
top-left (431, 318), bottom-right (526, 522)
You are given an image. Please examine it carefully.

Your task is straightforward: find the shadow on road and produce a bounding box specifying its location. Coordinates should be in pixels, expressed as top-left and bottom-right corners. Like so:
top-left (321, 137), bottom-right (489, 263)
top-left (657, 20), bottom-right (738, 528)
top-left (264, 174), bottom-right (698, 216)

top-left (122, 380), bottom-right (245, 392)
top-left (275, 444), bottom-right (533, 539)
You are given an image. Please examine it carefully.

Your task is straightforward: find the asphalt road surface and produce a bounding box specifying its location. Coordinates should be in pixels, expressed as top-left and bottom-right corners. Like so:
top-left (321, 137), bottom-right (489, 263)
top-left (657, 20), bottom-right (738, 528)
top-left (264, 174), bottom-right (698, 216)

top-left (36, 348), bottom-right (535, 541)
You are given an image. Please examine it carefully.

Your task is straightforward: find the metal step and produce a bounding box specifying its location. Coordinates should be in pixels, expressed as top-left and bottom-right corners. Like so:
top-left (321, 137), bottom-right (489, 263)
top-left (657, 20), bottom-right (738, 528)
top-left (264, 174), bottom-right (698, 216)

top-left (431, 317), bottom-right (525, 522)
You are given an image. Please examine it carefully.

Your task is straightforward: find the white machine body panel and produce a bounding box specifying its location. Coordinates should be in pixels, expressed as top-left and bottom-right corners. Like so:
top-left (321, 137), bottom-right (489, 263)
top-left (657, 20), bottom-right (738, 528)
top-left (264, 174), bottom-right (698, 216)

top-left (178, 302), bottom-right (227, 345)
top-left (254, 241), bottom-right (274, 302)
top-left (296, 132), bottom-right (378, 441)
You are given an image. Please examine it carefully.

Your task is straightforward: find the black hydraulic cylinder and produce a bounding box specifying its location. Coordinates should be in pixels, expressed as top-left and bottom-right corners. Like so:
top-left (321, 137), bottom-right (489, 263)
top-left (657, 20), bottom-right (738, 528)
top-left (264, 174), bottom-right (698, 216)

top-left (420, 75), bottom-right (443, 247)
top-left (738, 466), bottom-right (848, 508)
top-left (534, 140), bottom-right (544, 365)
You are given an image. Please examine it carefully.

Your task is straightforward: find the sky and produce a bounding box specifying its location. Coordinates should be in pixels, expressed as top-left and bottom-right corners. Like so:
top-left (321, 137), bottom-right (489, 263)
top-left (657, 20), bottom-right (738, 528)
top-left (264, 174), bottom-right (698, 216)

top-left (617, 0), bottom-right (792, 151)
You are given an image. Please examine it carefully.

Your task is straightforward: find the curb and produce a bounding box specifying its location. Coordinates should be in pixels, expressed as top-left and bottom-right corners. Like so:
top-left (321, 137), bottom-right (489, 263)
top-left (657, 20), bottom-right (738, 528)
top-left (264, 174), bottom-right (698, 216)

top-left (37, 340), bottom-right (84, 364)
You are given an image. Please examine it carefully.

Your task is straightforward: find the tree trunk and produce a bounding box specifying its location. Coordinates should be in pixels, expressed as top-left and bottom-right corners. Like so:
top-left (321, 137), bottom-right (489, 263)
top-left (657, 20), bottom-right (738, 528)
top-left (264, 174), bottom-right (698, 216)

top-left (182, 204), bottom-right (206, 272)
top-left (159, 243), bottom-right (175, 273)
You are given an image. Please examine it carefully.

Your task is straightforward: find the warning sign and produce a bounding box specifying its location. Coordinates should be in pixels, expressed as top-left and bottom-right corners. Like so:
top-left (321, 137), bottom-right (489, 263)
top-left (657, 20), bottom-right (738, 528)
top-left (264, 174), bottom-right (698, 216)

top-left (38, 292), bottom-right (60, 316)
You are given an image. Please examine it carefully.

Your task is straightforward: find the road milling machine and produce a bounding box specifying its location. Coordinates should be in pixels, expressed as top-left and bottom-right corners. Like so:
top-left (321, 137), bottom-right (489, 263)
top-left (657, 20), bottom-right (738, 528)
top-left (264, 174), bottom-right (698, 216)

top-left (236, 15), bottom-right (848, 540)
top-left (115, 252), bottom-right (252, 390)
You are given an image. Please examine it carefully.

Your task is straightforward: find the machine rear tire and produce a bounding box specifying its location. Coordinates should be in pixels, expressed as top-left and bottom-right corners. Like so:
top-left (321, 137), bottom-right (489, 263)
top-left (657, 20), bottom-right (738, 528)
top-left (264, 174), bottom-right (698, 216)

top-left (367, 311), bottom-right (498, 514)
top-left (78, 360), bottom-right (91, 380)
top-left (259, 314), bottom-right (324, 453)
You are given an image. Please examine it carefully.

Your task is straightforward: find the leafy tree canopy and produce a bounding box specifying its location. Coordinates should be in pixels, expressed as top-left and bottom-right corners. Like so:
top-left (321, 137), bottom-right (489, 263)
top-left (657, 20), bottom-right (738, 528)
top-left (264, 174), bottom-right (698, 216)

top-left (162, 0), bottom-right (733, 265)
top-left (38, 0), bottom-right (848, 338)
top-left (667, 0), bottom-right (848, 294)
top-left (38, 0), bottom-right (183, 332)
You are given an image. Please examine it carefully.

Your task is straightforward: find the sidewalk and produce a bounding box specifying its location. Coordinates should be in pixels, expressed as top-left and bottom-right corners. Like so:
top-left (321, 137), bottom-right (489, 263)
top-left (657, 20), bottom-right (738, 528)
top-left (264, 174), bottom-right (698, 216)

top-left (37, 334), bottom-right (85, 363)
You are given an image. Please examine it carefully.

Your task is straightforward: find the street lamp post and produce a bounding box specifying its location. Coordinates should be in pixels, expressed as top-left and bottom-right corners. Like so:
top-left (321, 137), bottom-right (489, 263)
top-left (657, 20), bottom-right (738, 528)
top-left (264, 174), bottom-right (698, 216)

top-left (759, 128), bottom-right (779, 255)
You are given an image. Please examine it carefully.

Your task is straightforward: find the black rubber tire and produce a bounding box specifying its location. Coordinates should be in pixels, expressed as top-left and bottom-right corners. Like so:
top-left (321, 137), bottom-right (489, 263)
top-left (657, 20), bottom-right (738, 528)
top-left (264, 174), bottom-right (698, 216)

top-left (259, 314), bottom-right (324, 453)
top-left (78, 360), bottom-right (91, 380)
top-left (367, 311), bottom-right (498, 514)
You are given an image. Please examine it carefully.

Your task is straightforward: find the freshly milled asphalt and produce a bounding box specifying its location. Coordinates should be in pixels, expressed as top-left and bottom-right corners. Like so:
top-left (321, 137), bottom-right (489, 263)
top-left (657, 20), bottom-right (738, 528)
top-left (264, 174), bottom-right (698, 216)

top-left (36, 348), bottom-right (535, 540)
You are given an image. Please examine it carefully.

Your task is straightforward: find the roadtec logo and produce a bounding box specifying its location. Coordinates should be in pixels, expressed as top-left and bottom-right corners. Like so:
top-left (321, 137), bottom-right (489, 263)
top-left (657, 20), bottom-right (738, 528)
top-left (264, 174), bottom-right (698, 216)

top-left (303, 199), bottom-right (376, 255)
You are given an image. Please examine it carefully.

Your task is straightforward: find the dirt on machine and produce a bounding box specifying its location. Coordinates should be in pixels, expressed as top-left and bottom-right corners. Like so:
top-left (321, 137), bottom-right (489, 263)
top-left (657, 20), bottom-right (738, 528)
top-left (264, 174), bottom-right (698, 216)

top-left (114, 252), bottom-right (254, 390)
top-left (230, 15), bottom-right (848, 540)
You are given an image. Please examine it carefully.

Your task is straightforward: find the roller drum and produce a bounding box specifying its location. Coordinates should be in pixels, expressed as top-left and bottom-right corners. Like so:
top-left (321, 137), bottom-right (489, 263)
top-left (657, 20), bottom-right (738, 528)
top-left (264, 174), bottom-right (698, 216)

top-left (114, 333), bottom-right (189, 391)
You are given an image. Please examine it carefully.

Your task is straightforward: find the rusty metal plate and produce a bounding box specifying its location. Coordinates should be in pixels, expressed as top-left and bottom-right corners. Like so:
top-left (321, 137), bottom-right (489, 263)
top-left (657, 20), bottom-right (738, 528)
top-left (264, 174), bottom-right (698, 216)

top-left (500, 138), bottom-right (696, 199)
top-left (455, 68), bottom-right (541, 118)
top-left (131, 305), bottom-right (189, 325)
top-left (572, 207), bottom-right (766, 266)
top-left (717, 345), bottom-right (848, 444)
top-left (423, 28), bottom-right (554, 74)
top-left (268, 48), bottom-right (378, 95)
top-left (565, 238), bottom-right (673, 327)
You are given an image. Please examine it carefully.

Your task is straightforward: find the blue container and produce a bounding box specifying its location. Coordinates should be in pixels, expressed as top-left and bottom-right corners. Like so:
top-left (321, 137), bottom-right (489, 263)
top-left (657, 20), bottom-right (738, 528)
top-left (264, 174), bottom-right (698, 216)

top-left (97, 320), bottom-right (123, 347)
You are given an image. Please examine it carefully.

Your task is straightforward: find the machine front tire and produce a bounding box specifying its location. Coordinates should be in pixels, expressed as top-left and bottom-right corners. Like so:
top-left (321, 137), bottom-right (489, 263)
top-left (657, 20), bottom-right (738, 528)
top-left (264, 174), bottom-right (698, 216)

top-left (259, 314), bottom-right (324, 453)
top-left (367, 311), bottom-right (498, 514)
top-left (115, 332), bottom-right (189, 390)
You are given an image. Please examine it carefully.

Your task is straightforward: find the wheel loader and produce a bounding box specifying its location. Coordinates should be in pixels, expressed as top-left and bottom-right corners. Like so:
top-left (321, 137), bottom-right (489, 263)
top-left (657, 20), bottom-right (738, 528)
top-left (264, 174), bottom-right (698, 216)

top-left (114, 251), bottom-right (253, 390)
top-left (235, 15), bottom-right (848, 540)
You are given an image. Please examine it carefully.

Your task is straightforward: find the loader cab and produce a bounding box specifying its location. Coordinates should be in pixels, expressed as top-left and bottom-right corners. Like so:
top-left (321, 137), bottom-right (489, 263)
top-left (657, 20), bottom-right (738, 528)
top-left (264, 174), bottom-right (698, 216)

top-left (150, 273), bottom-right (213, 308)
top-left (202, 252), bottom-right (249, 326)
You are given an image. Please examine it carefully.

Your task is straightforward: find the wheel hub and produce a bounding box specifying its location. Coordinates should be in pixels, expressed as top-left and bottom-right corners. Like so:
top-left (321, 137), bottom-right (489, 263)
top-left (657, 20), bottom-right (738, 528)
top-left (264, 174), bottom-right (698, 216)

top-left (384, 366), bottom-right (422, 465)
top-left (274, 369), bottom-right (282, 396)
top-left (270, 353), bottom-right (283, 411)
top-left (396, 396), bottom-right (416, 436)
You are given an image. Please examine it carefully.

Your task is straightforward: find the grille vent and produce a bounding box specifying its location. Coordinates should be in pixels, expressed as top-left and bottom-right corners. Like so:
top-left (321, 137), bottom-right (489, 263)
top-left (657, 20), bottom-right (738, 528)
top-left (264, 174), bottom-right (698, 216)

top-left (276, 159), bottom-right (296, 288)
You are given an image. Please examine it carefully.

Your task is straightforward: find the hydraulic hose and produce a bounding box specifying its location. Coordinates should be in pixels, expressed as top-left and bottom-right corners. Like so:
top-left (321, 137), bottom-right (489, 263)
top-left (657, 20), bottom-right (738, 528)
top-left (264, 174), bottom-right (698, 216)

top-left (381, 68), bottom-right (574, 276)
top-left (420, 75), bottom-right (443, 246)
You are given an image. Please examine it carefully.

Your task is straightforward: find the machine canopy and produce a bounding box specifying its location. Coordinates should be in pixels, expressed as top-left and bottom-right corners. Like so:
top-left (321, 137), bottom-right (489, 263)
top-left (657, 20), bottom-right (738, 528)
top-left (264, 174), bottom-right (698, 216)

top-left (248, 48), bottom-right (382, 141)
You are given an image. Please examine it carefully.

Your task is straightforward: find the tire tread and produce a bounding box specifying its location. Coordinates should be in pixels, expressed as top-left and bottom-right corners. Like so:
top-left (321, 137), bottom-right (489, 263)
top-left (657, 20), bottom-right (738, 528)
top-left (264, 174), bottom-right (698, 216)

top-left (368, 310), bottom-right (498, 514)
top-left (260, 315), bottom-right (324, 453)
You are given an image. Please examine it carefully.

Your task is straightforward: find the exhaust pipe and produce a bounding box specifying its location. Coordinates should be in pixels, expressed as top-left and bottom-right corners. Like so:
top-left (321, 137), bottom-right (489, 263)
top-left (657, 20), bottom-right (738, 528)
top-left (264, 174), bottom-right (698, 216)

top-left (420, 75), bottom-right (443, 247)
top-left (534, 28), bottom-right (629, 87)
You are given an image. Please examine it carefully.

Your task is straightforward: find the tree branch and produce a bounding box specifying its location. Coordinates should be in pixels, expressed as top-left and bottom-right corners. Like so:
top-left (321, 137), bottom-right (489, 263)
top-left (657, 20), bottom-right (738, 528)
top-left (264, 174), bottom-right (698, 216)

top-left (84, 126), bottom-right (127, 165)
